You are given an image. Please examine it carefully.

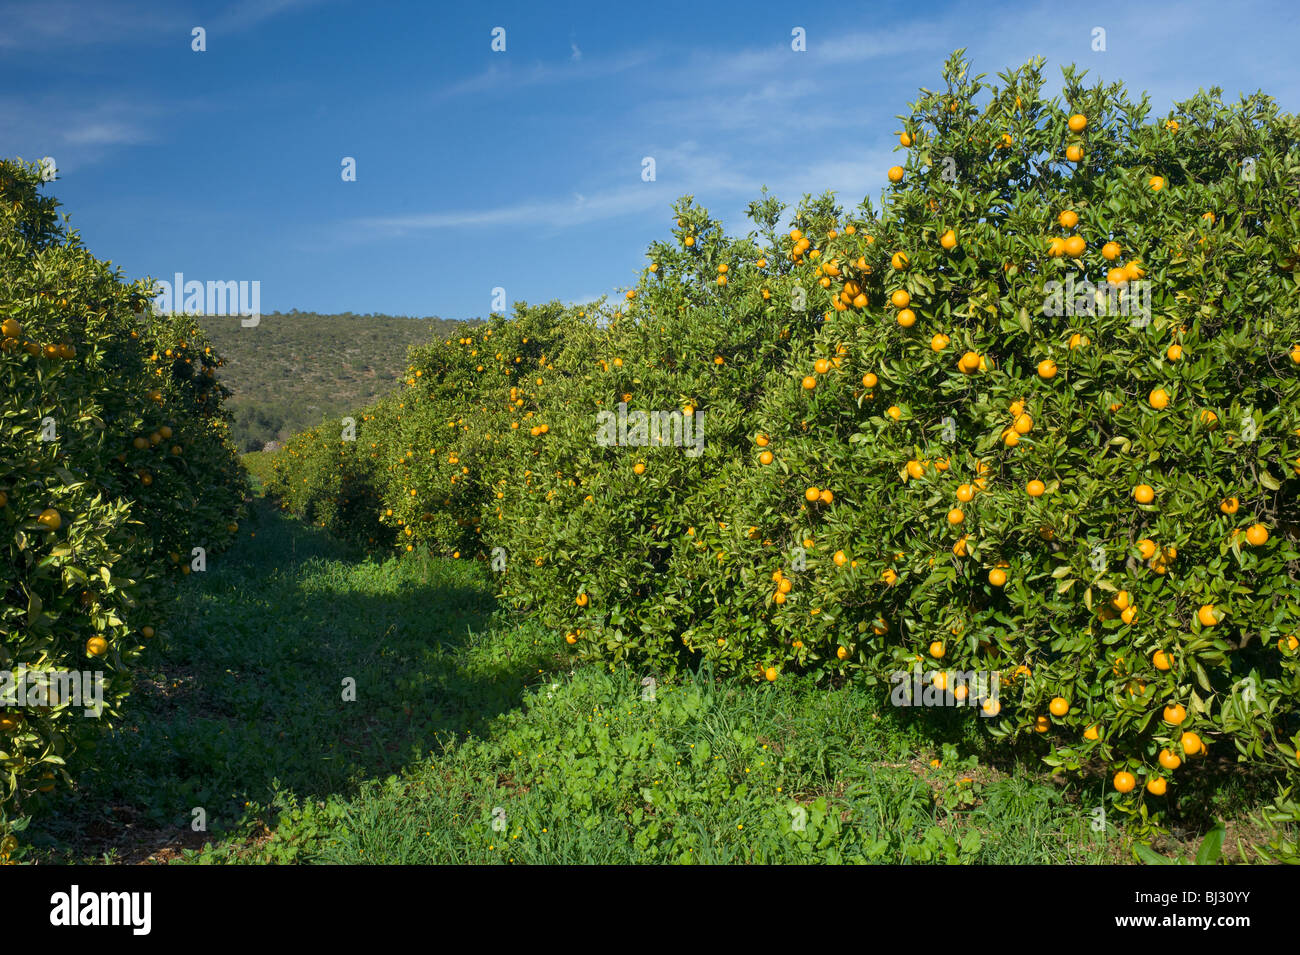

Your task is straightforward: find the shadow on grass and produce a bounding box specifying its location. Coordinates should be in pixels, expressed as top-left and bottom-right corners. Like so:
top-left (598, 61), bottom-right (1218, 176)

top-left (32, 498), bottom-right (556, 861)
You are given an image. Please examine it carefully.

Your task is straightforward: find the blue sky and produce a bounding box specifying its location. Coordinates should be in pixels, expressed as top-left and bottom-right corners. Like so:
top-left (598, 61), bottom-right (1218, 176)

top-left (4, 0), bottom-right (1299, 321)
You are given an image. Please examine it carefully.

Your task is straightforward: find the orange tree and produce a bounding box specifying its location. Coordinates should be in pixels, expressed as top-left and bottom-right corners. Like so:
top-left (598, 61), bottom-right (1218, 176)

top-left (0, 158), bottom-right (247, 845)
top-left (263, 54), bottom-right (1300, 815)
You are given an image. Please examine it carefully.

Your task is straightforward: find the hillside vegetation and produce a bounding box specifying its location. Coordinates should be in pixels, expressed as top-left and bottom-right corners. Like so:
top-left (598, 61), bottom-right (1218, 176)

top-left (264, 53), bottom-right (1300, 836)
top-left (197, 311), bottom-right (474, 451)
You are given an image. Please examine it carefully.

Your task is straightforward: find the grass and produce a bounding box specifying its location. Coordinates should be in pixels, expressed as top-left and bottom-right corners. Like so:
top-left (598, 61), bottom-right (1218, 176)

top-left (27, 495), bottom-right (1282, 865)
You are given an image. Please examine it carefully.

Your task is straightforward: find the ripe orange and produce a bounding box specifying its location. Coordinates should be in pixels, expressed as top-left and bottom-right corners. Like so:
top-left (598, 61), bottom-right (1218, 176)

top-left (37, 508), bottom-right (61, 531)
top-left (988, 568), bottom-right (1007, 588)
top-left (833, 551), bottom-right (847, 567)
top-left (814, 358), bottom-right (831, 374)
top-left (1163, 704), bottom-right (1187, 725)
top-left (929, 641), bottom-right (945, 659)
top-left (634, 462), bottom-right (646, 475)
top-left (1197, 604), bottom-right (1219, 627)
top-left (759, 450), bottom-right (774, 465)
top-left (1067, 113), bottom-right (1087, 132)
top-left (1013, 413), bottom-right (1033, 435)
top-left (804, 487), bottom-right (821, 503)
top-left (886, 406), bottom-right (901, 420)
top-left (1159, 749), bottom-right (1182, 770)
top-left (896, 309), bottom-right (916, 328)
top-left (1245, 523), bottom-right (1269, 546)
top-left (947, 508), bottom-right (965, 525)
top-left (952, 536), bottom-right (968, 557)
top-left (86, 636), bottom-right (108, 657)
top-left (1166, 344), bottom-right (1183, 361)
top-left (1034, 715), bottom-right (1050, 733)
top-left (1058, 210), bottom-right (1079, 229)
top-left (900, 131), bottom-right (912, 147)
top-left (959, 351), bottom-right (981, 373)
top-left (940, 229), bottom-right (957, 250)
top-left (956, 484), bottom-right (975, 503)
top-left (981, 698), bottom-right (1000, 717)
top-left (887, 165), bottom-right (904, 183)
top-left (1037, 359), bottom-right (1057, 379)
top-left (837, 645), bottom-right (849, 660)
top-left (1026, 480), bottom-right (1045, 497)
top-left (1219, 497), bottom-right (1239, 514)
top-left (1149, 175), bottom-right (1165, 191)
top-left (565, 632), bottom-right (577, 645)
top-left (1146, 777), bottom-right (1167, 796)
top-left (1148, 388), bottom-right (1169, 410)
top-left (765, 667), bottom-right (778, 682)
top-left (890, 289), bottom-right (911, 309)
top-left (576, 593), bottom-right (588, 607)
top-left (802, 375), bottom-right (817, 390)
top-left (819, 489), bottom-right (834, 504)
top-left (1133, 484), bottom-right (1154, 504)
top-left (1152, 650), bottom-right (1173, 671)
top-left (1064, 235), bottom-right (1086, 257)
top-left (891, 251), bottom-right (909, 270)
top-left (1180, 731), bottom-right (1203, 756)
top-left (1049, 697), bottom-right (1069, 717)
top-left (1101, 241), bottom-right (1121, 260)
top-left (1113, 771), bottom-right (1137, 793)
top-left (930, 333), bottom-right (950, 352)
top-left (861, 372), bottom-right (878, 388)
top-left (1065, 144), bottom-right (1084, 162)
top-left (1121, 606), bottom-right (1138, 625)
top-left (755, 434), bottom-right (770, 447)
top-left (1084, 724), bottom-right (1100, 741)
top-left (1137, 539), bottom-right (1157, 560)
top-left (1279, 634), bottom-right (1300, 652)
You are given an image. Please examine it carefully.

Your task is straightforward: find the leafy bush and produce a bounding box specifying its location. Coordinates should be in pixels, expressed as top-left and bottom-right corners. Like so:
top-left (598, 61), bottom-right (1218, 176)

top-left (0, 158), bottom-right (248, 847)
top-left (265, 53), bottom-right (1300, 816)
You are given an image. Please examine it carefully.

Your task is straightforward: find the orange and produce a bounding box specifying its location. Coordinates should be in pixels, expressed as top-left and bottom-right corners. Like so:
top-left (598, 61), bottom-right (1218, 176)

top-left (1065, 144), bottom-right (1084, 162)
top-left (861, 372), bottom-right (878, 388)
top-left (1137, 539), bottom-right (1157, 560)
top-left (634, 462), bottom-right (646, 475)
top-left (755, 434), bottom-right (770, 447)
top-left (814, 358), bottom-right (831, 374)
top-left (947, 508), bottom-right (965, 525)
top-left (906, 460), bottom-right (926, 479)
top-left (952, 536), bottom-right (968, 557)
top-left (1047, 236), bottom-right (1065, 257)
top-left (1067, 113), bottom-right (1087, 132)
top-left (0, 318), bottom-right (20, 338)
top-left (1064, 235), bottom-right (1085, 257)
top-left (819, 489), bottom-right (834, 504)
top-left (1148, 388), bottom-right (1169, 410)
top-left (1149, 175), bottom-right (1165, 191)
top-left (929, 641), bottom-right (945, 659)
top-left (833, 550), bottom-right (847, 567)
top-left (1166, 344), bottom-right (1183, 361)
top-left (931, 333), bottom-right (950, 352)
top-left (804, 487), bottom-right (820, 503)
top-left (37, 508), bottom-right (61, 531)
top-left (988, 568), bottom-right (1007, 588)
top-left (837, 645), bottom-right (849, 660)
top-left (890, 289), bottom-right (911, 309)
top-left (1219, 496), bottom-right (1239, 514)
top-left (887, 165), bottom-right (904, 183)
top-left (896, 309), bottom-right (916, 328)
top-left (1113, 771), bottom-right (1136, 793)
top-left (1180, 731), bottom-right (1203, 756)
top-left (940, 229), bottom-right (957, 250)
top-left (802, 375), bottom-right (817, 390)
top-left (1033, 715), bottom-right (1050, 733)
top-left (141, 626), bottom-right (155, 639)
top-left (1146, 777), bottom-right (1167, 796)
top-left (900, 131), bottom-right (912, 147)
top-left (891, 251), bottom-right (909, 270)
top-left (1026, 480), bottom-right (1046, 497)
top-left (1163, 704), bottom-right (1187, 725)
top-left (1049, 697), bottom-right (1069, 717)
top-left (1133, 484), bottom-right (1154, 504)
top-left (565, 632), bottom-right (577, 645)
top-left (887, 406), bottom-right (901, 420)
top-left (778, 578), bottom-right (793, 594)
top-left (759, 450), bottom-right (774, 465)
top-left (1101, 241), bottom-right (1121, 260)
top-left (576, 593), bottom-right (588, 607)
top-left (1058, 210), bottom-right (1079, 229)
top-left (1152, 650), bottom-right (1173, 671)
top-left (1121, 606), bottom-right (1138, 625)
top-left (1068, 332), bottom-right (1090, 349)
top-left (684, 236), bottom-right (694, 246)
top-left (959, 351), bottom-right (981, 373)
top-left (956, 484), bottom-right (975, 503)
top-left (86, 636), bottom-right (108, 657)
top-left (1197, 604), bottom-right (1218, 627)
top-left (765, 667), bottom-right (778, 682)
top-left (773, 592), bottom-right (786, 605)
top-left (981, 698), bottom-right (1000, 717)
top-left (1279, 634), bottom-right (1299, 652)
top-left (1013, 413), bottom-right (1033, 435)
top-left (1245, 523), bottom-right (1269, 546)
top-left (1037, 359), bottom-right (1057, 379)
top-left (1084, 724), bottom-right (1100, 740)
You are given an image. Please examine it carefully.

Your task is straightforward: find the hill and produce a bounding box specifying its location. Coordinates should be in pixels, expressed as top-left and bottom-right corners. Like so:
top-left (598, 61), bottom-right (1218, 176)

top-left (197, 310), bottom-right (478, 450)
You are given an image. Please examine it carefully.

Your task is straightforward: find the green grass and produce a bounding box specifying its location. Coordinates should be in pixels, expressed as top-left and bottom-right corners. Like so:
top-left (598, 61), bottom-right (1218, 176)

top-left (23, 498), bottom-right (1169, 864)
